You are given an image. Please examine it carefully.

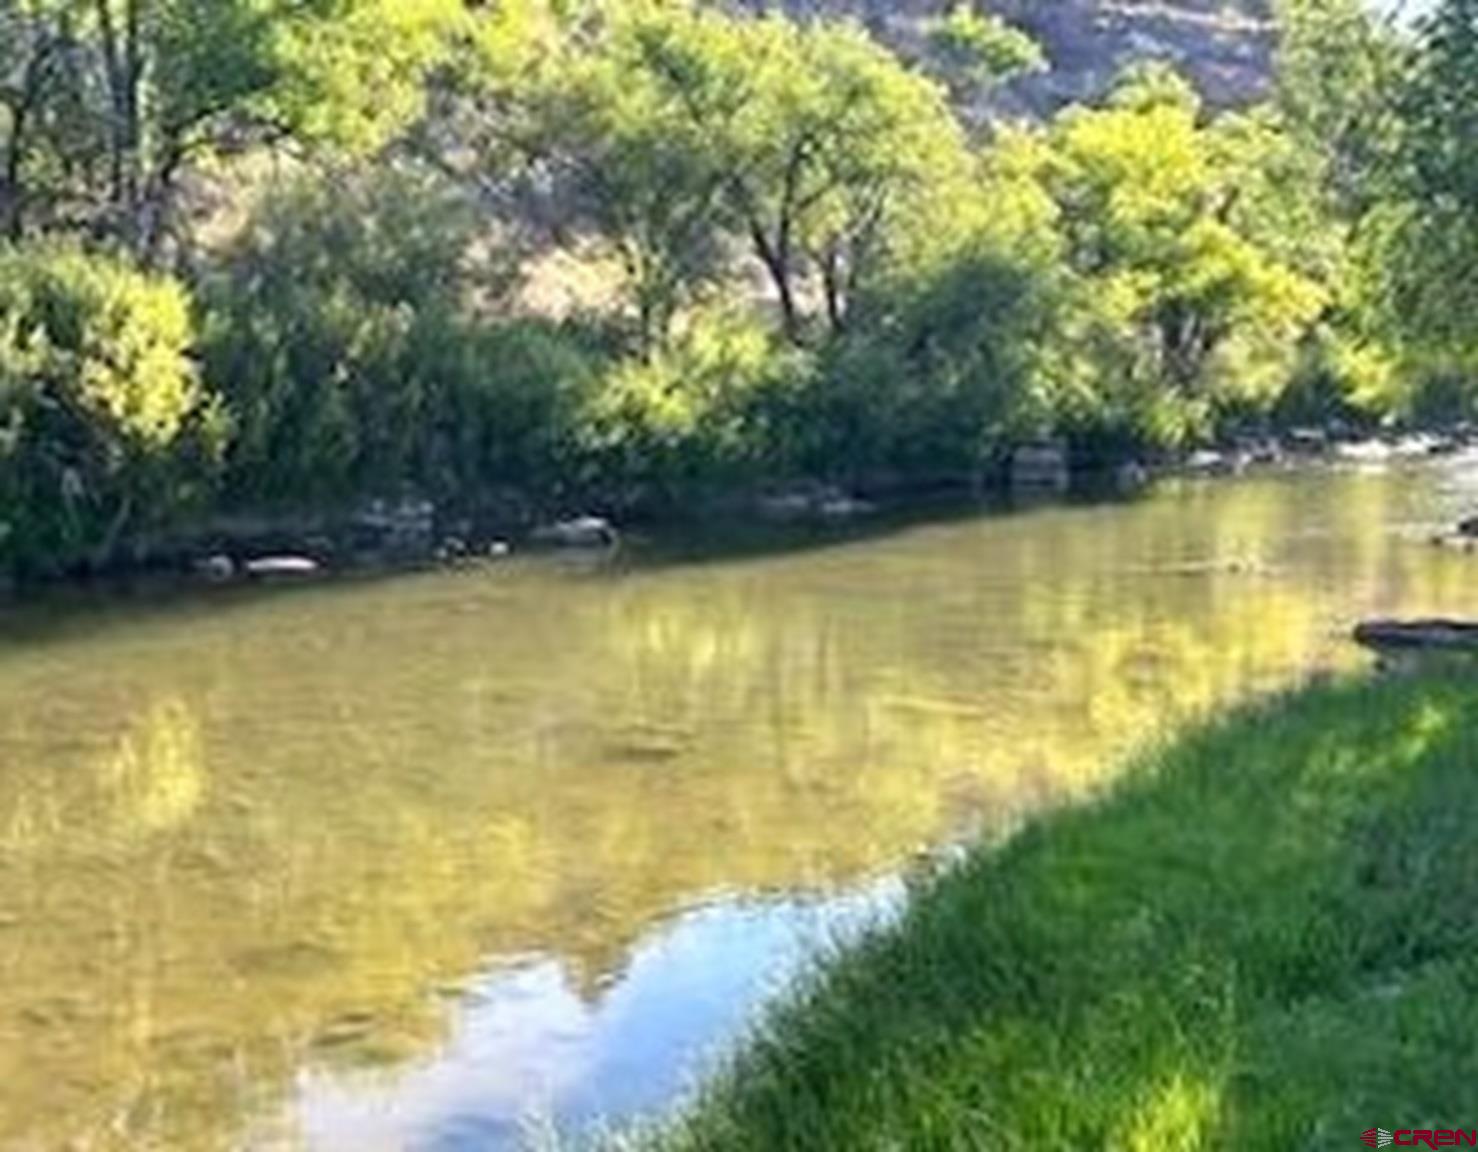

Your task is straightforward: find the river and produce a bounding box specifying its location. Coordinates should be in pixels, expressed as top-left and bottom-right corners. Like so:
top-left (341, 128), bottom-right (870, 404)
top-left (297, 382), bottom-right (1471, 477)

top-left (2, 460), bottom-right (1476, 1151)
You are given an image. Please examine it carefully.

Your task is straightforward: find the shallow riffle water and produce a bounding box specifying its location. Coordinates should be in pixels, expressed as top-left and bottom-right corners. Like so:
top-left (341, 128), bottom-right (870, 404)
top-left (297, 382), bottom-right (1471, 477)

top-left (3, 461), bottom-right (1478, 1151)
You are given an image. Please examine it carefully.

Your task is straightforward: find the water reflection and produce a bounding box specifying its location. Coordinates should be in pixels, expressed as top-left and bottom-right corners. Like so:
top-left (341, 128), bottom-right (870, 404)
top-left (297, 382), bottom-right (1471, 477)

top-left (0, 463), bottom-right (1476, 1150)
top-left (279, 880), bottom-right (901, 1151)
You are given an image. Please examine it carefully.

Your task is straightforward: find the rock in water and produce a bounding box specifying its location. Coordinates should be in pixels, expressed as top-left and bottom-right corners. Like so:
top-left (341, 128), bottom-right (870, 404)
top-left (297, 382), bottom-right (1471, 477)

top-left (192, 554), bottom-right (236, 583)
top-left (244, 555), bottom-right (321, 579)
top-left (1354, 619), bottom-right (1478, 652)
top-left (1011, 442), bottom-right (1069, 494)
top-left (1354, 619), bottom-right (1478, 672)
top-left (530, 517), bottom-right (619, 549)
top-left (1115, 460), bottom-right (1150, 493)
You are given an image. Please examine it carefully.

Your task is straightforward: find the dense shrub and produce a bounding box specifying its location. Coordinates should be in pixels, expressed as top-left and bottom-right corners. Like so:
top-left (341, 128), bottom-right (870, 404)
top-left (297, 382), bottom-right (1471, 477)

top-left (424, 316), bottom-right (604, 507)
top-left (201, 165), bottom-right (615, 516)
top-left (0, 245), bottom-right (222, 578)
top-left (200, 166), bottom-right (487, 508)
top-left (576, 307), bottom-right (813, 508)
top-left (804, 247), bottom-right (1054, 487)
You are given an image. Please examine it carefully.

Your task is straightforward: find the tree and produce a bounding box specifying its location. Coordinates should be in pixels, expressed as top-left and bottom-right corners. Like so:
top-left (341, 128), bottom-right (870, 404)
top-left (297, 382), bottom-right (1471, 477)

top-left (1039, 66), bottom-right (1326, 446)
top-left (0, 242), bottom-right (221, 576)
top-left (579, 8), bottom-right (973, 345)
top-left (201, 161), bottom-right (597, 512)
top-left (1364, 0), bottom-right (1478, 395)
top-left (1256, 0), bottom-right (1408, 422)
top-left (924, 2), bottom-right (1046, 100)
top-left (0, 1), bottom-right (88, 241)
top-left (799, 130), bottom-right (1065, 484)
top-left (522, 3), bottom-right (737, 357)
top-left (577, 304), bottom-right (807, 505)
top-left (0, 0), bottom-right (467, 261)
top-left (201, 164), bottom-right (481, 507)
top-left (1273, 0), bottom-right (1401, 218)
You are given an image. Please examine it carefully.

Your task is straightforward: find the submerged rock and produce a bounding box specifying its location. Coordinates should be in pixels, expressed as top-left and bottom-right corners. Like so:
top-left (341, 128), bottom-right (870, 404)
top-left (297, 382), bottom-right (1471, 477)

top-left (1430, 532), bottom-right (1474, 552)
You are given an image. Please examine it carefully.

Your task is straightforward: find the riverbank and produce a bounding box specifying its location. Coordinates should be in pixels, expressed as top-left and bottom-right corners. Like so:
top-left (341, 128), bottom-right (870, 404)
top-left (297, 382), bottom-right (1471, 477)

top-left (9, 424), bottom-right (1474, 603)
top-left (646, 668), bottom-right (1478, 1150)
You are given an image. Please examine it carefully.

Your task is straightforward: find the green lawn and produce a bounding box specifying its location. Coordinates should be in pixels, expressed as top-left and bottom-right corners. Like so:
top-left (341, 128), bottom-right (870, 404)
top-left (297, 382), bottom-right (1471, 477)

top-left (646, 670), bottom-right (1478, 1151)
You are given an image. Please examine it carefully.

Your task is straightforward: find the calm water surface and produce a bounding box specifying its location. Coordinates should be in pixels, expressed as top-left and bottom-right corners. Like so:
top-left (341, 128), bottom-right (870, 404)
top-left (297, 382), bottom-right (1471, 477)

top-left (3, 462), bottom-right (1478, 1151)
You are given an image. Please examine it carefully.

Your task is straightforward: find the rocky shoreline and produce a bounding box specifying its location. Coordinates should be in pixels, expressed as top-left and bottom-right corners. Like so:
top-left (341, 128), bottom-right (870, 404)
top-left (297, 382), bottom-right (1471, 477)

top-left (4, 426), bottom-right (1475, 602)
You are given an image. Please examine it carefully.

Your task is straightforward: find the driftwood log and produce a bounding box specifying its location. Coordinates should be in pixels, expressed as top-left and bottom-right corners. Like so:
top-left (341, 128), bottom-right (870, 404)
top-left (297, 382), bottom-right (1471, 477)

top-left (1354, 619), bottom-right (1478, 670)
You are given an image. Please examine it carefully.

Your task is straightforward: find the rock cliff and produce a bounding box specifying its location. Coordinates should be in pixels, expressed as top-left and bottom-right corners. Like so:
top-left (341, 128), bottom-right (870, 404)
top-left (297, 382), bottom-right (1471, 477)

top-left (735, 0), bottom-right (1276, 112)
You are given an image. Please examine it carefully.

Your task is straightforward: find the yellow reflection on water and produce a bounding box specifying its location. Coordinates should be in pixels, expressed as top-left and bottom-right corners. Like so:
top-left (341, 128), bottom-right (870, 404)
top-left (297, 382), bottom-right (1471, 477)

top-left (0, 465), bottom-right (1475, 1150)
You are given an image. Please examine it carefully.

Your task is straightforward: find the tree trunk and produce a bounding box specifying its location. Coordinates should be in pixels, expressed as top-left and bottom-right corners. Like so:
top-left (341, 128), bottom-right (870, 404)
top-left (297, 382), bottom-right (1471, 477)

top-left (821, 244), bottom-right (846, 335)
top-left (2, 24), bottom-right (66, 241)
top-left (91, 492), bottom-right (134, 572)
top-left (94, 0), bottom-right (146, 248)
top-left (2, 103), bottom-right (30, 241)
top-left (751, 223), bottom-right (801, 344)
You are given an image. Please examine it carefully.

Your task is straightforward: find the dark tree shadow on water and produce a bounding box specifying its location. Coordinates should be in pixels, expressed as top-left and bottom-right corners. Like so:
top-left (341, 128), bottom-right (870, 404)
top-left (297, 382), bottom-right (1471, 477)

top-left (0, 486), bottom-right (1159, 655)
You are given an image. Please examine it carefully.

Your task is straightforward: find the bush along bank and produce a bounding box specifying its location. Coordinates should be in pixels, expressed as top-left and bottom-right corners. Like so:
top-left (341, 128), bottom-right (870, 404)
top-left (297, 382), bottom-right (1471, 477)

top-left (646, 669), bottom-right (1478, 1152)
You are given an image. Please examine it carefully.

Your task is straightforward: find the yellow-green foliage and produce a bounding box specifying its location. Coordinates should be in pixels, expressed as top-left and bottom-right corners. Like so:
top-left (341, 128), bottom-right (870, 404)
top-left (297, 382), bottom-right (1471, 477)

top-left (3, 0), bottom-right (1468, 577)
top-left (1034, 66), bottom-right (1327, 445)
top-left (0, 244), bottom-right (221, 575)
top-left (926, 3), bottom-right (1046, 91)
top-left (268, 0), bottom-right (469, 153)
top-left (580, 307), bottom-right (808, 497)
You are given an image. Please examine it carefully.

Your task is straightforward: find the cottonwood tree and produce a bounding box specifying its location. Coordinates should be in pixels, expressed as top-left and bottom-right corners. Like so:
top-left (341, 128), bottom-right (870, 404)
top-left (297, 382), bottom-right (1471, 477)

top-left (1039, 66), bottom-right (1326, 443)
top-left (614, 9), bottom-right (976, 344)
top-left (1273, 0), bottom-right (1401, 217)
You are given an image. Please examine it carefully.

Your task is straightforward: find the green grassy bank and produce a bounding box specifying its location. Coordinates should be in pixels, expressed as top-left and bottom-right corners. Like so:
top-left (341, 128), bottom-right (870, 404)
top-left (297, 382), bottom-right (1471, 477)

top-left (649, 670), bottom-right (1478, 1151)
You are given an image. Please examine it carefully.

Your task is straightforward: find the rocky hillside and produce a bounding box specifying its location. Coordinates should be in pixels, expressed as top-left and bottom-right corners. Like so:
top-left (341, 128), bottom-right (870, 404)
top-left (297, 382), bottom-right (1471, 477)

top-left (738, 0), bottom-right (1276, 112)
